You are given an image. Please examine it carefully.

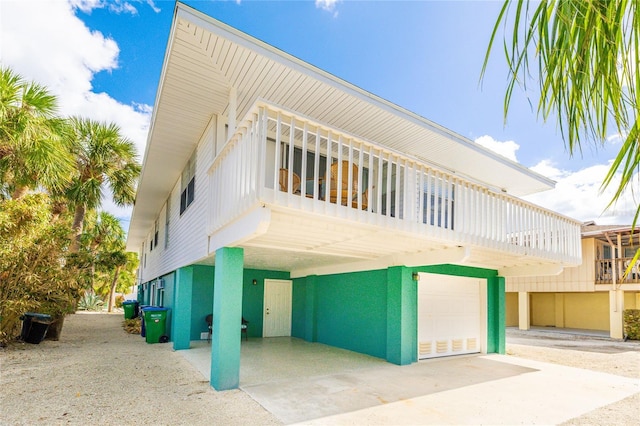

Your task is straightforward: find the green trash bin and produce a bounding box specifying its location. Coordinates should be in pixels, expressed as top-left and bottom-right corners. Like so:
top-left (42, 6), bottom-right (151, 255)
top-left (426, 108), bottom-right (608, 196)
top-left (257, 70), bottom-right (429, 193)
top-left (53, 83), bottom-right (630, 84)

top-left (143, 307), bottom-right (169, 344)
top-left (122, 300), bottom-right (139, 320)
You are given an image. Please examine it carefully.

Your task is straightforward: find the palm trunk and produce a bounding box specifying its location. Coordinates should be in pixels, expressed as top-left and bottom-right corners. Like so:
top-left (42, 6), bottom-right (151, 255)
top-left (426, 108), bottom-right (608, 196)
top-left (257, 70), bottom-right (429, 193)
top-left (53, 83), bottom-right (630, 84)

top-left (69, 204), bottom-right (86, 253)
top-left (108, 265), bottom-right (122, 313)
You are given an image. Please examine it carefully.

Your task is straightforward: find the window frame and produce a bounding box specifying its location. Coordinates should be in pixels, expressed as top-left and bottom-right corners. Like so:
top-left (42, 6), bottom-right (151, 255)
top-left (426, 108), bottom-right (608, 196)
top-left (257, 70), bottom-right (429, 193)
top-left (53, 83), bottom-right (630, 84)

top-left (180, 150), bottom-right (197, 215)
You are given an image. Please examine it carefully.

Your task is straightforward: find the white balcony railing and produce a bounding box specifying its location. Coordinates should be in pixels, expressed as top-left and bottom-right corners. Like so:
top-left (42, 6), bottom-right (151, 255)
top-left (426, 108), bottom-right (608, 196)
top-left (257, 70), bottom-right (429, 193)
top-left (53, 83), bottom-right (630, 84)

top-left (208, 101), bottom-right (582, 265)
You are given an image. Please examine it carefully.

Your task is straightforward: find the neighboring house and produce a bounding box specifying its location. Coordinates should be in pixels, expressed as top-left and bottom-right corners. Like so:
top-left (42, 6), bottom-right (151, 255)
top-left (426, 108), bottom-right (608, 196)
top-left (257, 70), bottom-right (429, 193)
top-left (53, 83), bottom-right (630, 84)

top-left (126, 3), bottom-right (582, 390)
top-left (507, 222), bottom-right (640, 339)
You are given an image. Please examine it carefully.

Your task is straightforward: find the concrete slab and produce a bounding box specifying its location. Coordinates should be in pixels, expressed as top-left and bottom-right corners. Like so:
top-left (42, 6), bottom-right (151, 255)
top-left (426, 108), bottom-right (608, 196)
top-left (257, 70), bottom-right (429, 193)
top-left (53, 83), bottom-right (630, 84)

top-left (244, 355), bottom-right (534, 424)
top-left (177, 338), bottom-right (640, 425)
top-left (298, 355), bottom-right (639, 425)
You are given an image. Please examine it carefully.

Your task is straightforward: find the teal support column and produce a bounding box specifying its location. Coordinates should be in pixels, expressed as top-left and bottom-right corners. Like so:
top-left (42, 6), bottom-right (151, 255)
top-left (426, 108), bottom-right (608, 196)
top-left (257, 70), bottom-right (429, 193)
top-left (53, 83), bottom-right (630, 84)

top-left (172, 267), bottom-right (193, 351)
top-left (386, 266), bottom-right (417, 365)
top-left (304, 275), bottom-right (317, 342)
top-left (210, 247), bottom-right (244, 391)
top-left (487, 276), bottom-right (506, 354)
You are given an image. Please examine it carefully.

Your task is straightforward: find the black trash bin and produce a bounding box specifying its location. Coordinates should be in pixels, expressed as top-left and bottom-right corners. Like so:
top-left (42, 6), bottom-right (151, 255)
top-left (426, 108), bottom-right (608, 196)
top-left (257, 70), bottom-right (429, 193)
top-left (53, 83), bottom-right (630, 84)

top-left (139, 305), bottom-right (149, 337)
top-left (20, 313), bottom-right (52, 344)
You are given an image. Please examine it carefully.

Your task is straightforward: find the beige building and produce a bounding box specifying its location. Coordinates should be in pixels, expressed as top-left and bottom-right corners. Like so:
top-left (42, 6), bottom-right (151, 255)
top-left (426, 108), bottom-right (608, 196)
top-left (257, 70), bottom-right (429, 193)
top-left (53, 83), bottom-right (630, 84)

top-left (507, 222), bottom-right (640, 338)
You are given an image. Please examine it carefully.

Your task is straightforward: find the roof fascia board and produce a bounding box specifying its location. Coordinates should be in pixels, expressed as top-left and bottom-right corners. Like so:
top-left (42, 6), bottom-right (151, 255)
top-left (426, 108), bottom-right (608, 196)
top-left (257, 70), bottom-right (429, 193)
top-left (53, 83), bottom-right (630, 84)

top-left (582, 226), bottom-right (635, 237)
top-left (127, 2), bottom-right (183, 243)
top-left (175, 2), bottom-right (554, 190)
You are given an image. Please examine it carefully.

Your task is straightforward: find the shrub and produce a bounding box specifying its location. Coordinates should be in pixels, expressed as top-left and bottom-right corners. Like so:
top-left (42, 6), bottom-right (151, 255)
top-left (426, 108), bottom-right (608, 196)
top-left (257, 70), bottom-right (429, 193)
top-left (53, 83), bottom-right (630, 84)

top-left (77, 292), bottom-right (104, 311)
top-left (0, 195), bottom-right (82, 345)
top-left (122, 318), bottom-right (141, 334)
top-left (624, 309), bottom-right (640, 340)
top-left (115, 295), bottom-right (125, 308)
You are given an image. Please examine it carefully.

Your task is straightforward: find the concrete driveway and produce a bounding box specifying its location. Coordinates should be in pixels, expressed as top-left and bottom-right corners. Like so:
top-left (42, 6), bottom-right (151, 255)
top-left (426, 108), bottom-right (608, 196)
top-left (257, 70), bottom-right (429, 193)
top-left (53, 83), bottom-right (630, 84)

top-left (179, 336), bottom-right (639, 425)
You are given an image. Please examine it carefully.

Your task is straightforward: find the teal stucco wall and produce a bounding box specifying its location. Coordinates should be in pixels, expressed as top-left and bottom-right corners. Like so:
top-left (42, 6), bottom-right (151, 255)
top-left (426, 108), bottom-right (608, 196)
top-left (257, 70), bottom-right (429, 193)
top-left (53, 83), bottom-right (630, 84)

top-left (292, 269), bottom-right (389, 359)
top-left (160, 272), bottom-right (175, 339)
top-left (190, 265), bottom-right (215, 341)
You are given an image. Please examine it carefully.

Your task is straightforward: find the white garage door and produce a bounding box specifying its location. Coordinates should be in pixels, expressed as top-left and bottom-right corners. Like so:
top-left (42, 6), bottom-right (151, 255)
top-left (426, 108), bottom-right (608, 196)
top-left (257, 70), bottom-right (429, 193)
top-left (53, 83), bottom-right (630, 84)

top-left (418, 273), bottom-right (484, 359)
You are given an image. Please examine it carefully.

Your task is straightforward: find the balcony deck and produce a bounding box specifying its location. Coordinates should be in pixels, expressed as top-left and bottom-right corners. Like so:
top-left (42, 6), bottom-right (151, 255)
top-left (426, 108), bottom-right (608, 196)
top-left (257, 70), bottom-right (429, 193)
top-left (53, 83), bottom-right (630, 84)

top-left (206, 102), bottom-right (581, 277)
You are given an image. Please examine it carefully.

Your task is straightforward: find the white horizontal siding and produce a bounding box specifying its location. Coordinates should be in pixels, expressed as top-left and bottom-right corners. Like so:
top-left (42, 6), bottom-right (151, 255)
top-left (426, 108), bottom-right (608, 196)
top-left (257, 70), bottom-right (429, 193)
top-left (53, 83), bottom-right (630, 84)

top-left (138, 120), bottom-right (215, 283)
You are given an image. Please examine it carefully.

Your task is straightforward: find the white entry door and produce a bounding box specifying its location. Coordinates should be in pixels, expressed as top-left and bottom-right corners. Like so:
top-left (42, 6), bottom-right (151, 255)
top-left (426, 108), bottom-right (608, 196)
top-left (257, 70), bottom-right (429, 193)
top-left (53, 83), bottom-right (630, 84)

top-left (417, 273), bottom-right (484, 359)
top-left (263, 279), bottom-right (292, 337)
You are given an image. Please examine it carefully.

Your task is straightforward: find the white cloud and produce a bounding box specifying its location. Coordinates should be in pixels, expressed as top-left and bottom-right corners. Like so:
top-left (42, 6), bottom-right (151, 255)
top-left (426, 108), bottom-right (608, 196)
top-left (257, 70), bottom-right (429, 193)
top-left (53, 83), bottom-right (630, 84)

top-left (0, 0), bottom-right (152, 222)
top-left (315, 0), bottom-right (340, 16)
top-left (525, 160), bottom-right (637, 225)
top-left (70, 0), bottom-right (158, 14)
top-left (474, 135), bottom-right (520, 162)
top-left (474, 134), bottom-right (636, 225)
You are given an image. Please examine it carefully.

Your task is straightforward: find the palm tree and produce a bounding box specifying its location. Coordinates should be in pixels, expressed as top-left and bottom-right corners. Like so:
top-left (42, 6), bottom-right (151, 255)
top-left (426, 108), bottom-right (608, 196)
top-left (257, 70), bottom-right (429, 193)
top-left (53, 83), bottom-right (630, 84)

top-left (81, 211), bottom-right (130, 312)
top-left (65, 117), bottom-right (141, 251)
top-left (0, 67), bottom-right (75, 198)
top-left (482, 1), bottom-right (639, 227)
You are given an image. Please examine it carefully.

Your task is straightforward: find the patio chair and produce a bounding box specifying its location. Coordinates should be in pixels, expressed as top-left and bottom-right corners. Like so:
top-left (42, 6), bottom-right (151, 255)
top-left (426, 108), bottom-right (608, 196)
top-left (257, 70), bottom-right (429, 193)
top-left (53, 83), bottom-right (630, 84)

top-left (279, 168), bottom-right (301, 194)
top-left (205, 314), bottom-right (213, 342)
top-left (326, 161), bottom-right (368, 210)
top-left (205, 314), bottom-right (249, 341)
top-left (241, 317), bottom-right (249, 341)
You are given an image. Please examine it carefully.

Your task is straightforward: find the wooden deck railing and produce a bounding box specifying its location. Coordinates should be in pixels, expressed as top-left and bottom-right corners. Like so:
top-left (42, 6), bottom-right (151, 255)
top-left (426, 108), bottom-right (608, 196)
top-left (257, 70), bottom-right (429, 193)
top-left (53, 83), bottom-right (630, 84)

top-left (595, 257), bottom-right (640, 284)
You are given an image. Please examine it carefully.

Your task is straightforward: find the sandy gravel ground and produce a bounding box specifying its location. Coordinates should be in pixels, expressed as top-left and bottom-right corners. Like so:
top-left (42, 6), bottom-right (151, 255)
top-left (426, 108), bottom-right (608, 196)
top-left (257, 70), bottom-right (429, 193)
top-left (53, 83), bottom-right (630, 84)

top-left (0, 312), bottom-right (280, 426)
top-left (1, 314), bottom-right (639, 425)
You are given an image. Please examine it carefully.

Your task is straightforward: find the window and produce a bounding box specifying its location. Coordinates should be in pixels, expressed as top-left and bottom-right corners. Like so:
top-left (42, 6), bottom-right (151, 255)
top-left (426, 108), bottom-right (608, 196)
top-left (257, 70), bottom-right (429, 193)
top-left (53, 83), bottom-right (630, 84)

top-left (153, 219), bottom-right (159, 248)
top-left (164, 197), bottom-right (171, 249)
top-left (180, 151), bottom-right (196, 214)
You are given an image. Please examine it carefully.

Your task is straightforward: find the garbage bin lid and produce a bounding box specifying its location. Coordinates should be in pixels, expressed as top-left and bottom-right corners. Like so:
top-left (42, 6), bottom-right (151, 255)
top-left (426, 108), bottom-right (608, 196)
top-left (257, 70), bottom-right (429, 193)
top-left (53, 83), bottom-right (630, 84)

top-left (23, 312), bottom-right (52, 320)
top-left (122, 300), bottom-right (138, 304)
top-left (143, 306), bottom-right (169, 312)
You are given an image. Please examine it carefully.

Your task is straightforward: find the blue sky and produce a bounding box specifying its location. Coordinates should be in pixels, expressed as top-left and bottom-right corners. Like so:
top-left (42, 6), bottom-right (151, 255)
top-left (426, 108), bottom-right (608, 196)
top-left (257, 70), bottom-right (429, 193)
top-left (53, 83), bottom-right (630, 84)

top-left (1, 0), bottom-right (635, 226)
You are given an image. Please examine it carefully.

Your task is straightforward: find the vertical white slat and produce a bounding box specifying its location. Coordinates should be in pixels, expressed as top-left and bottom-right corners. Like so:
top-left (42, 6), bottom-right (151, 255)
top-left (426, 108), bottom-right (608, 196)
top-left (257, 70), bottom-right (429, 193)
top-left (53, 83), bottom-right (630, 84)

top-left (385, 152), bottom-right (392, 218)
top-left (457, 180), bottom-right (464, 235)
top-left (434, 171), bottom-right (441, 228)
top-left (394, 156), bottom-right (400, 220)
top-left (442, 173), bottom-right (448, 230)
top-left (313, 127), bottom-right (320, 200)
top-left (367, 144), bottom-right (374, 213)
top-left (274, 111), bottom-right (282, 192)
top-left (418, 166), bottom-right (425, 224)
top-left (301, 122), bottom-right (308, 198)
top-left (248, 122), bottom-right (254, 200)
top-left (425, 169), bottom-right (432, 227)
top-left (534, 208), bottom-right (541, 251)
top-left (324, 132), bottom-right (332, 207)
top-left (491, 192), bottom-right (498, 245)
top-left (357, 144), bottom-right (364, 210)
top-left (347, 140), bottom-right (354, 208)
top-left (254, 113), bottom-right (262, 199)
top-left (473, 185), bottom-right (482, 244)
top-left (253, 114), bottom-right (261, 198)
top-left (376, 149), bottom-right (383, 218)
top-left (337, 135), bottom-right (343, 207)
top-left (446, 175), bottom-right (453, 230)
top-left (288, 116), bottom-right (295, 195)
